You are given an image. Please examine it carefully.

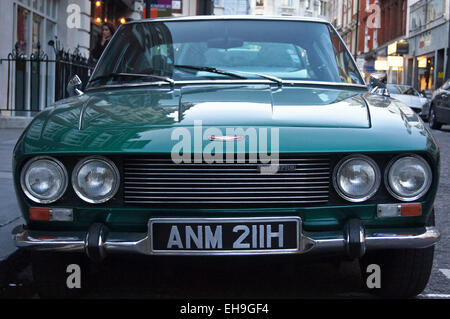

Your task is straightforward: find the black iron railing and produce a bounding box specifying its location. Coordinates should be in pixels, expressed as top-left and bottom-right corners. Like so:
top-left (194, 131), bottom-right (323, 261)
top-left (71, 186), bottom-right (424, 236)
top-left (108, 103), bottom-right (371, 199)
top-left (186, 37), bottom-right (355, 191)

top-left (0, 43), bottom-right (94, 115)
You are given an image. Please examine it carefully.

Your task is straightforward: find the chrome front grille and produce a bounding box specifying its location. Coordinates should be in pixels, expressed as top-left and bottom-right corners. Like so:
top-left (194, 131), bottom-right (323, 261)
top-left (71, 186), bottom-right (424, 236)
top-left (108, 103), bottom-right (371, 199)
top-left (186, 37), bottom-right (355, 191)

top-left (123, 155), bottom-right (331, 208)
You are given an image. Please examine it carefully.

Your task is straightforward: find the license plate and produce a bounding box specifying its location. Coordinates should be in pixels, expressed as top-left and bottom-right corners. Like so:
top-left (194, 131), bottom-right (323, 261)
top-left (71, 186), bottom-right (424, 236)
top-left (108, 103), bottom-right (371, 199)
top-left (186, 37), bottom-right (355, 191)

top-left (149, 217), bottom-right (301, 255)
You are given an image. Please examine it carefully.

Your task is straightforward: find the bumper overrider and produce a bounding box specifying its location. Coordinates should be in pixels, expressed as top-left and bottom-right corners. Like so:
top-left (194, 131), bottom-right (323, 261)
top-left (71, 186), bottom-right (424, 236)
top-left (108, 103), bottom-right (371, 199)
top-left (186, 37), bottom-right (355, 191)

top-left (13, 218), bottom-right (440, 262)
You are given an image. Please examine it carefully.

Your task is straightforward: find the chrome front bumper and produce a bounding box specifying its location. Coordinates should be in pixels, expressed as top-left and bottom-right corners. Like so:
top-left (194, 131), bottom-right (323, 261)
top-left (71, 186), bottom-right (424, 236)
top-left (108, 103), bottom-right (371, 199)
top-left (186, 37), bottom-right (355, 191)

top-left (13, 224), bottom-right (440, 261)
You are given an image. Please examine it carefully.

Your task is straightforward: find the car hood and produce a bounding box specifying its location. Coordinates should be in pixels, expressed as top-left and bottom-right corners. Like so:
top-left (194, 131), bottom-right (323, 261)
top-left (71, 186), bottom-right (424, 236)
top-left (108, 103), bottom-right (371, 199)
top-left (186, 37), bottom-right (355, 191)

top-left (17, 85), bottom-right (437, 155)
top-left (46, 85), bottom-right (370, 129)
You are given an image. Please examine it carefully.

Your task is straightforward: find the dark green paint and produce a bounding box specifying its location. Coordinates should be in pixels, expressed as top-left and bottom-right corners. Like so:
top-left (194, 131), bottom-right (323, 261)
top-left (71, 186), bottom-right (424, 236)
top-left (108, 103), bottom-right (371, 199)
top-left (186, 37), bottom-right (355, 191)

top-left (13, 84), bottom-right (440, 232)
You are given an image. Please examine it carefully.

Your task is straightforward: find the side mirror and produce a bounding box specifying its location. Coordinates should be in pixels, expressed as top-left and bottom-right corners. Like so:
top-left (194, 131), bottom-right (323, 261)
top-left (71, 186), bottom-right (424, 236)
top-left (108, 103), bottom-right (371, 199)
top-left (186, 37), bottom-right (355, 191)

top-left (368, 73), bottom-right (387, 90)
top-left (380, 87), bottom-right (391, 97)
top-left (369, 86), bottom-right (390, 97)
top-left (67, 75), bottom-right (83, 97)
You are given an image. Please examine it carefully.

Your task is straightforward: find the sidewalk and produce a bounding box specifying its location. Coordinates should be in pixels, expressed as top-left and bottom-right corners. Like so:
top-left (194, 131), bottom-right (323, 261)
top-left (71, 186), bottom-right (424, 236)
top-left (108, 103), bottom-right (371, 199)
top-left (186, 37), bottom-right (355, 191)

top-left (0, 128), bottom-right (25, 262)
top-left (0, 115), bottom-right (32, 129)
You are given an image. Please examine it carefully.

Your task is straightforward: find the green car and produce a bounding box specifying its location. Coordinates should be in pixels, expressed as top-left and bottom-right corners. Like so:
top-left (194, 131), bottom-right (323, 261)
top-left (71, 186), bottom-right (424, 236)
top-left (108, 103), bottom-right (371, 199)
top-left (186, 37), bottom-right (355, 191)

top-left (12, 17), bottom-right (440, 298)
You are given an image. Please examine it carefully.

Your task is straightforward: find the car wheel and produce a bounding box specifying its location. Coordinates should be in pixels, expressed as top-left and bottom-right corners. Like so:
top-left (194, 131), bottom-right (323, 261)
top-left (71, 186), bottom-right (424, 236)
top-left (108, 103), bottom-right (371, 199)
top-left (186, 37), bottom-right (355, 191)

top-left (31, 251), bottom-right (89, 298)
top-left (359, 209), bottom-right (436, 298)
top-left (429, 106), bottom-right (442, 130)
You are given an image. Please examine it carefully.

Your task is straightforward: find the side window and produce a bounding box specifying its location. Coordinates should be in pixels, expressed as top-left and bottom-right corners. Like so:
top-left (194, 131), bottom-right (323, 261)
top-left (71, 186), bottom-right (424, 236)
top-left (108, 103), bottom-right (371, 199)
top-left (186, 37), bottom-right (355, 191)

top-left (328, 26), bottom-right (363, 84)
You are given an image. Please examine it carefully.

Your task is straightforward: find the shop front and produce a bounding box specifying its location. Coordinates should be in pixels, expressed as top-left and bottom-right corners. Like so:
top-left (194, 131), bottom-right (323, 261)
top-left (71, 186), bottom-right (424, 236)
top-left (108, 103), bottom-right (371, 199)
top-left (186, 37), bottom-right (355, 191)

top-left (372, 40), bottom-right (408, 85)
top-left (406, 0), bottom-right (449, 91)
top-left (416, 54), bottom-right (435, 91)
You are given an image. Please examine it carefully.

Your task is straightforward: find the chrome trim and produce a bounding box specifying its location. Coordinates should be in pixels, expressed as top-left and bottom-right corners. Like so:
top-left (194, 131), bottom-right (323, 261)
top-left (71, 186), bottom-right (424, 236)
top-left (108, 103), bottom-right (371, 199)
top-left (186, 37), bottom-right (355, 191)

top-left (333, 155), bottom-right (381, 203)
top-left (72, 156), bottom-right (120, 204)
top-left (384, 154), bottom-right (433, 202)
top-left (14, 225), bottom-right (440, 256)
top-left (360, 226), bottom-right (366, 256)
top-left (85, 80), bottom-right (368, 92)
top-left (364, 227), bottom-right (440, 249)
top-left (127, 15), bottom-right (332, 24)
top-left (124, 155), bottom-right (331, 206)
top-left (78, 97), bottom-right (92, 131)
top-left (20, 156), bottom-right (69, 204)
top-left (98, 226), bottom-right (107, 260)
top-left (327, 22), bottom-right (366, 86)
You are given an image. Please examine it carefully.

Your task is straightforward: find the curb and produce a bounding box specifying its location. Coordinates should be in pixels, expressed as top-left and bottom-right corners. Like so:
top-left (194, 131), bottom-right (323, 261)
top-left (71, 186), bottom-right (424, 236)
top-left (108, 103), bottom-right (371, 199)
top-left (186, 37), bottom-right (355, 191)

top-left (0, 116), bottom-right (32, 129)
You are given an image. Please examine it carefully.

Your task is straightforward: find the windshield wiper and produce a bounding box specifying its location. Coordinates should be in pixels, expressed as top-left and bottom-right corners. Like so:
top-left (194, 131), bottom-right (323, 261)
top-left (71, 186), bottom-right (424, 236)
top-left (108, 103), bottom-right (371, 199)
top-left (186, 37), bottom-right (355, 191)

top-left (174, 65), bottom-right (283, 87)
top-left (89, 72), bottom-right (175, 87)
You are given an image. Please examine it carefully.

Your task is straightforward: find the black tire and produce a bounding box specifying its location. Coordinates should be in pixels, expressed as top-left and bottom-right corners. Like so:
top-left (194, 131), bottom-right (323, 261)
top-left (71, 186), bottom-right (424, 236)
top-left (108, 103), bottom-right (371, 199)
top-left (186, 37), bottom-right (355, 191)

top-left (429, 106), bottom-right (442, 130)
top-left (31, 251), bottom-right (89, 298)
top-left (359, 210), bottom-right (436, 298)
top-left (359, 246), bottom-right (434, 298)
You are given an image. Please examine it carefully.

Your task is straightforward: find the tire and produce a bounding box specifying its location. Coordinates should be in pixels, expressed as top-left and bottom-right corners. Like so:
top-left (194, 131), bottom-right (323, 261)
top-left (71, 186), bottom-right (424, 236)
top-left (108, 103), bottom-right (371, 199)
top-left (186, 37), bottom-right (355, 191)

top-left (31, 251), bottom-right (89, 298)
top-left (429, 106), bottom-right (442, 130)
top-left (359, 210), bottom-right (436, 298)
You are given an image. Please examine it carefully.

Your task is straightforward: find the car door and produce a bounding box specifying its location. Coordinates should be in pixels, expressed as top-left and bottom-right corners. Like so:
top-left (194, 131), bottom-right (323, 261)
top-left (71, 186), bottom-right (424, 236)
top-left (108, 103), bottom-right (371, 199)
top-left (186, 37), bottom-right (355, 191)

top-left (436, 83), bottom-right (450, 123)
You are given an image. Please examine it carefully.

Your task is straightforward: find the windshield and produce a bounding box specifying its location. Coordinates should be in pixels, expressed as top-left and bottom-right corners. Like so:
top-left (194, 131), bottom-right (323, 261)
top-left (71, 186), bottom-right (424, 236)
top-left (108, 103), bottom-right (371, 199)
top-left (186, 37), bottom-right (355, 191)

top-left (89, 19), bottom-right (364, 87)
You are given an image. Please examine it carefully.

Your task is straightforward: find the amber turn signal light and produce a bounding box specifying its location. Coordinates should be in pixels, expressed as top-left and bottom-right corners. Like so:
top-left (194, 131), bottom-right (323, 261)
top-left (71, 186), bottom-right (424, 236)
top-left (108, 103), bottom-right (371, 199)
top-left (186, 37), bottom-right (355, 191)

top-left (29, 208), bottom-right (50, 221)
top-left (401, 203), bottom-right (422, 216)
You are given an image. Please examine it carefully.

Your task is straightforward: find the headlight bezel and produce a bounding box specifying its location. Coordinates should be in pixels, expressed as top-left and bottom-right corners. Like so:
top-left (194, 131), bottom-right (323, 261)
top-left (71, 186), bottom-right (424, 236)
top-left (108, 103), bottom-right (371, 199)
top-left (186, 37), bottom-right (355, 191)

top-left (20, 156), bottom-right (69, 204)
top-left (71, 156), bottom-right (120, 204)
top-left (384, 154), bottom-right (432, 202)
top-left (333, 154), bottom-right (381, 203)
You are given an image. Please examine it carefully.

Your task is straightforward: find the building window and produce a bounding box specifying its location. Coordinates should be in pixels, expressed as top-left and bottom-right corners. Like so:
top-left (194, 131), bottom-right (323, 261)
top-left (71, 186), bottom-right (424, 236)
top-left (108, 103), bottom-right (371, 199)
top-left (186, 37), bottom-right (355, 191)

top-left (13, 0), bottom-right (59, 111)
top-left (281, 0), bottom-right (293, 7)
top-left (32, 13), bottom-right (43, 54)
top-left (256, 0), bottom-right (264, 7)
top-left (426, 0), bottom-right (444, 22)
top-left (409, 0), bottom-right (444, 33)
top-left (15, 0), bottom-right (58, 56)
top-left (17, 6), bottom-right (30, 54)
top-left (318, 1), bottom-right (327, 16)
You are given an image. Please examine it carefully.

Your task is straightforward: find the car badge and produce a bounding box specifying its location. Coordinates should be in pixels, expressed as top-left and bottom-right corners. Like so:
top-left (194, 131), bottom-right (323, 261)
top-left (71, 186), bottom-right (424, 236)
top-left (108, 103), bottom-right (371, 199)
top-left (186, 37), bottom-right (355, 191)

top-left (208, 136), bottom-right (244, 142)
top-left (258, 164), bottom-right (297, 173)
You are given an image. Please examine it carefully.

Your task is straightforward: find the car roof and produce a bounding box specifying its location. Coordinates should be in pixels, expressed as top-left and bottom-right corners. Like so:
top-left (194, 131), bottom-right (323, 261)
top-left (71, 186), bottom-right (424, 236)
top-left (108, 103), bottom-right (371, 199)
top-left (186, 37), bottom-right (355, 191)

top-left (126, 15), bottom-right (331, 25)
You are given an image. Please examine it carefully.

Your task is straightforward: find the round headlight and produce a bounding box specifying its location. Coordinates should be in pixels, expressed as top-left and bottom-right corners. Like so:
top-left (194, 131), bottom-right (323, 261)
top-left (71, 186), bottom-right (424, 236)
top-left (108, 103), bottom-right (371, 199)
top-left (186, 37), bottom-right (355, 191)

top-left (20, 156), bottom-right (68, 204)
top-left (334, 155), bottom-right (381, 202)
top-left (72, 156), bottom-right (120, 204)
top-left (386, 155), bottom-right (432, 201)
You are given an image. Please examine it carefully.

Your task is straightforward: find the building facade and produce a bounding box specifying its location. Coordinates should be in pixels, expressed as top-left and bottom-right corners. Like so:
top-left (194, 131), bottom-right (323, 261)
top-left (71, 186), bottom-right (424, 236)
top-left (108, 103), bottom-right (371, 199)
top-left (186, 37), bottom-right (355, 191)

top-left (0, 0), bottom-right (93, 115)
top-left (365, 0), bottom-right (408, 84)
top-left (0, 0), bottom-right (202, 116)
top-left (332, 0), bottom-right (359, 57)
top-left (214, 0), bottom-right (332, 19)
top-left (404, 0), bottom-right (449, 91)
top-left (330, 0), bottom-right (410, 84)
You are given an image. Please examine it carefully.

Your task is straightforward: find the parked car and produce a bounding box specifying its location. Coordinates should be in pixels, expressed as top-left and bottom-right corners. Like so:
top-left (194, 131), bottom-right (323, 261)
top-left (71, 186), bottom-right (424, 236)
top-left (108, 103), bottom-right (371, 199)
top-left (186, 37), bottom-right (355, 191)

top-left (386, 84), bottom-right (430, 117)
top-left (12, 16), bottom-right (440, 298)
top-left (426, 79), bottom-right (450, 129)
